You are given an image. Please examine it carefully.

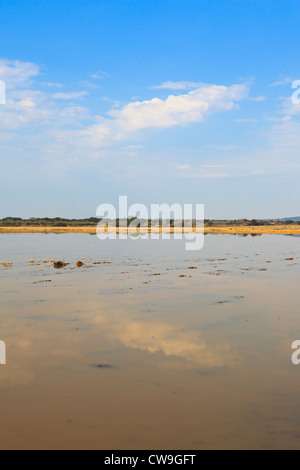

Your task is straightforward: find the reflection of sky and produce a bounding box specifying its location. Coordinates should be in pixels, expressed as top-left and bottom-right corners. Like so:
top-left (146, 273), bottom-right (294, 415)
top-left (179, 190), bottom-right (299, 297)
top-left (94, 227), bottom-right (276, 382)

top-left (91, 311), bottom-right (239, 369)
top-left (1, 232), bottom-right (300, 389)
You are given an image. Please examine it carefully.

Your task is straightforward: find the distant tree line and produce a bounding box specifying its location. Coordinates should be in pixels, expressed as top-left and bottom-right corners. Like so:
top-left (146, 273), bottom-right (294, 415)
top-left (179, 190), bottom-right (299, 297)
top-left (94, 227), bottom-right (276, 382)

top-left (0, 217), bottom-right (100, 227)
top-left (204, 219), bottom-right (300, 226)
top-left (0, 217), bottom-right (299, 227)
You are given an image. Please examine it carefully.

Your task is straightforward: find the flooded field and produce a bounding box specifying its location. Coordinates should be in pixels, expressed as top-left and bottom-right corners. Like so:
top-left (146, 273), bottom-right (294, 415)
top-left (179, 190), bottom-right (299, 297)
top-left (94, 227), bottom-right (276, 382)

top-left (0, 233), bottom-right (300, 450)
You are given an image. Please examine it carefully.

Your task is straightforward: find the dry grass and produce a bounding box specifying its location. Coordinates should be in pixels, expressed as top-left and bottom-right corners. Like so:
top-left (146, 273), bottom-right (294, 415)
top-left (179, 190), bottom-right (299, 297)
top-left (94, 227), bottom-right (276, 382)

top-left (0, 225), bottom-right (300, 235)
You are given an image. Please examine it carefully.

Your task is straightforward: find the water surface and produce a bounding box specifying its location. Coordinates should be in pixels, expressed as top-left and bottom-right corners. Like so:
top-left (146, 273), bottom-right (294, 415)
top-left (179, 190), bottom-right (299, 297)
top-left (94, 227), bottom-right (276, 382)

top-left (0, 233), bottom-right (300, 449)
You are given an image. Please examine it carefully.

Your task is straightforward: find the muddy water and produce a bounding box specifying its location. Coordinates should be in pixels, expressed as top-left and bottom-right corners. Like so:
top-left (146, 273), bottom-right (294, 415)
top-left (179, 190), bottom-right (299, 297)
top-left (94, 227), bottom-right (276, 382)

top-left (0, 233), bottom-right (300, 450)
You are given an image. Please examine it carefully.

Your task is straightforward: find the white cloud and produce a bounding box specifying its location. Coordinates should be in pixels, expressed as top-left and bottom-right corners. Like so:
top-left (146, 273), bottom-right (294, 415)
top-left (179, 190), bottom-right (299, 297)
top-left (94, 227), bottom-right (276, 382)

top-left (234, 118), bottom-right (258, 123)
top-left (265, 115), bottom-right (292, 123)
top-left (151, 81), bottom-right (206, 90)
top-left (249, 96), bottom-right (267, 102)
top-left (115, 84), bottom-right (248, 131)
top-left (124, 144), bottom-right (144, 150)
top-left (2, 57), bottom-right (300, 189)
top-left (177, 164), bottom-right (190, 170)
top-left (0, 100), bottom-right (49, 129)
top-left (0, 59), bottom-right (40, 89)
top-left (280, 96), bottom-right (300, 116)
top-left (51, 91), bottom-right (88, 100)
top-left (78, 80), bottom-right (99, 89)
top-left (91, 71), bottom-right (109, 80)
top-left (42, 82), bottom-right (64, 88)
top-left (270, 77), bottom-right (293, 87)
top-left (203, 164), bottom-right (225, 168)
top-left (0, 59), bottom-right (256, 178)
top-left (0, 61), bottom-right (90, 131)
top-left (180, 169), bottom-right (229, 178)
top-left (84, 83), bottom-right (249, 144)
top-left (268, 120), bottom-right (300, 149)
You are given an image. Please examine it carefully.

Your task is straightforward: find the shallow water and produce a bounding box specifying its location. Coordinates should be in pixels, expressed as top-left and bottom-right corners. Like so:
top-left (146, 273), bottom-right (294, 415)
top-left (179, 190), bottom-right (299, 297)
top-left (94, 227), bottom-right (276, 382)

top-left (0, 233), bottom-right (300, 450)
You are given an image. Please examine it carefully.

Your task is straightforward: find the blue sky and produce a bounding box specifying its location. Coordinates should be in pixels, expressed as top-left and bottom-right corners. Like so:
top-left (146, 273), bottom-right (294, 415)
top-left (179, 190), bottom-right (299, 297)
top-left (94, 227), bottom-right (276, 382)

top-left (0, 0), bottom-right (299, 219)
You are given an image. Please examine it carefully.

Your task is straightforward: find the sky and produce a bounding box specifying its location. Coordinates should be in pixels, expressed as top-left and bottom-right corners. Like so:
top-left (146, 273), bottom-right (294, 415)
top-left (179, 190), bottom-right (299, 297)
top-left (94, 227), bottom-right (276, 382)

top-left (0, 0), bottom-right (299, 219)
